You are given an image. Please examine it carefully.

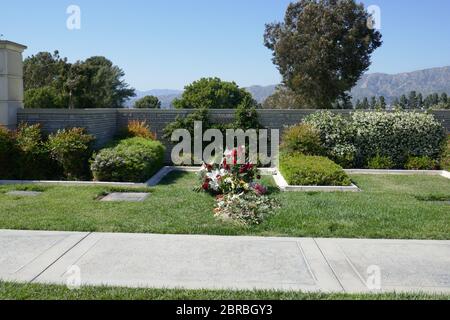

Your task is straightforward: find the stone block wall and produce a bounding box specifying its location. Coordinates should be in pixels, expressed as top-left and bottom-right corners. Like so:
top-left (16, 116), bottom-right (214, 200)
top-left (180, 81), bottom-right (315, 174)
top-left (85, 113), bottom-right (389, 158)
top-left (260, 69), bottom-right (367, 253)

top-left (17, 108), bottom-right (450, 163)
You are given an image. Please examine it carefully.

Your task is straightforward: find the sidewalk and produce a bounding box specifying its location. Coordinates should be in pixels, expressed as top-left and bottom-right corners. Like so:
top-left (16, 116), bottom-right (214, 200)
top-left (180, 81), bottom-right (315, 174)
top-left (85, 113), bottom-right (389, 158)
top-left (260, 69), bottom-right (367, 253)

top-left (1, 229), bottom-right (449, 294)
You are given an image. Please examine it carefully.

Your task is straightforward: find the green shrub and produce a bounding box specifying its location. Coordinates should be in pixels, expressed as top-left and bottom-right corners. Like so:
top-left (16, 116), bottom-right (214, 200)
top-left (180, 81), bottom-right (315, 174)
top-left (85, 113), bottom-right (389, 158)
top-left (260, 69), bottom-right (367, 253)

top-left (441, 136), bottom-right (450, 171)
top-left (0, 127), bottom-right (18, 179)
top-left (119, 120), bottom-right (157, 140)
top-left (15, 123), bottom-right (60, 179)
top-left (303, 111), bottom-right (446, 169)
top-left (352, 111), bottom-right (446, 168)
top-left (279, 153), bottom-right (351, 186)
top-left (303, 111), bottom-right (356, 167)
top-left (233, 96), bottom-right (261, 130)
top-left (281, 124), bottom-right (324, 156)
top-left (91, 137), bottom-right (165, 182)
top-left (367, 154), bottom-right (395, 169)
top-left (24, 86), bottom-right (67, 109)
top-left (405, 156), bottom-right (439, 170)
top-left (47, 128), bottom-right (94, 180)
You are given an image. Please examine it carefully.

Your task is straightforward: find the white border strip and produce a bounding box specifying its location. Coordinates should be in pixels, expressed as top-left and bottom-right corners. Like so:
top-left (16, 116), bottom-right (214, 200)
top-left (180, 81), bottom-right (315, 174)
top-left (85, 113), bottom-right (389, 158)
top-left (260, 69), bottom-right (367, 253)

top-left (0, 180), bottom-right (147, 187)
top-left (146, 166), bottom-right (278, 187)
top-left (344, 169), bottom-right (450, 179)
top-left (2, 168), bottom-right (447, 189)
top-left (273, 170), bottom-right (361, 193)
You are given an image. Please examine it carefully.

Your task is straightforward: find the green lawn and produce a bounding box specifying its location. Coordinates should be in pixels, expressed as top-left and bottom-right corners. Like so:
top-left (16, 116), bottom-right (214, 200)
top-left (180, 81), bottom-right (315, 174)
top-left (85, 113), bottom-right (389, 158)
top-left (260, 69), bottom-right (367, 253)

top-left (0, 281), bottom-right (448, 300)
top-left (0, 172), bottom-right (449, 239)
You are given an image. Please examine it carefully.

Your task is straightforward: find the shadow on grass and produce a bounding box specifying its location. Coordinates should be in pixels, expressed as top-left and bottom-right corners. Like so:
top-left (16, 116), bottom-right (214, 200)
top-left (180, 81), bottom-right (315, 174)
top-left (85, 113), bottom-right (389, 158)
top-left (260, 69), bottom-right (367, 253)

top-left (158, 171), bottom-right (193, 186)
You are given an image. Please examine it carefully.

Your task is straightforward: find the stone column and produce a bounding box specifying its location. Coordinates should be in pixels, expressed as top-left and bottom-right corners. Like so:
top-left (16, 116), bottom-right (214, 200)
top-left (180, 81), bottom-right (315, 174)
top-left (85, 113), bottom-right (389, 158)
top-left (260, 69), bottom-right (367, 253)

top-left (0, 40), bottom-right (27, 129)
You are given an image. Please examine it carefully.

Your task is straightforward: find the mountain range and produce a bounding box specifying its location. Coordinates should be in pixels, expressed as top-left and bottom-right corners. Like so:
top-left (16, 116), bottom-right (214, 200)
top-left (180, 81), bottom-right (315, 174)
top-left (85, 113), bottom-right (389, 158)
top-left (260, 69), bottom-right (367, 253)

top-left (128, 66), bottom-right (450, 108)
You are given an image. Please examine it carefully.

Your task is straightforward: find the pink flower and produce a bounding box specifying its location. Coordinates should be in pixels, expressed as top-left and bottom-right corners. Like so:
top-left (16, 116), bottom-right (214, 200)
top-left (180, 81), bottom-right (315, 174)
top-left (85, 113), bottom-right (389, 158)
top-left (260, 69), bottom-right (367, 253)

top-left (252, 183), bottom-right (267, 195)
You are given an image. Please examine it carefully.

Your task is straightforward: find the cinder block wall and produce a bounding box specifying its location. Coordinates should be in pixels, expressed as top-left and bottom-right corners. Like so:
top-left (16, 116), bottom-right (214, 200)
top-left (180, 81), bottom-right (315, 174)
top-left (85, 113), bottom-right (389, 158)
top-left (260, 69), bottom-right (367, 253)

top-left (17, 109), bottom-right (450, 162)
top-left (17, 109), bottom-right (118, 147)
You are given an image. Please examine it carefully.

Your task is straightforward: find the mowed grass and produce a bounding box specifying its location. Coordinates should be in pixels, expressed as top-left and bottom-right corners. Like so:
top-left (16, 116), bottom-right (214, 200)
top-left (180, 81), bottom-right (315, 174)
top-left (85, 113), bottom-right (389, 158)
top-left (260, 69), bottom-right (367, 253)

top-left (1, 281), bottom-right (448, 300)
top-left (0, 172), bottom-right (449, 239)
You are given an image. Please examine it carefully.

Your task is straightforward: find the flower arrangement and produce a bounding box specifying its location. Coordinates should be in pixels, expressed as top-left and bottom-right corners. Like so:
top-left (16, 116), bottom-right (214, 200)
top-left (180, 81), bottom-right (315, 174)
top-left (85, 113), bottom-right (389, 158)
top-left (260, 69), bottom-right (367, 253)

top-left (197, 147), bottom-right (279, 225)
top-left (197, 147), bottom-right (262, 195)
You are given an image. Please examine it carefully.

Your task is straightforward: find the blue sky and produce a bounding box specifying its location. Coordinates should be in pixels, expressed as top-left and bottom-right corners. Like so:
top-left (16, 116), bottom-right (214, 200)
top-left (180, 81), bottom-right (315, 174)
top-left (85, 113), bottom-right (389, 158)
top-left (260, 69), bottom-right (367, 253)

top-left (2, 0), bottom-right (450, 90)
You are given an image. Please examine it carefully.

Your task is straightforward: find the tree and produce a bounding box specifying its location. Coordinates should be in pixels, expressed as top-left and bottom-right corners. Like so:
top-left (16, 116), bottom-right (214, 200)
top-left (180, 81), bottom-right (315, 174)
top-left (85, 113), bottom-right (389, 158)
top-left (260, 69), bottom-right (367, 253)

top-left (441, 93), bottom-right (448, 104)
top-left (377, 96), bottom-right (386, 110)
top-left (408, 91), bottom-right (418, 109)
top-left (354, 99), bottom-right (363, 110)
top-left (370, 96), bottom-right (377, 110)
top-left (234, 95), bottom-right (261, 129)
top-left (23, 51), bottom-right (69, 91)
top-left (23, 52), bottom-right (135, 109)
top-left (361, 97), bottom-right (370, 110)
top-left (399, 95), bottom-right (408, 109)
top-left (65, 56), bottom-right (135, 108)
top-left (24, 86), bottom-right (67, 109)
top-left (134, 95), bottom-right (161, 109)
top-left (173, 77), bottom-right (252, 109)
top-left (334, 93), bottom-right (353, 109)
top-left (417, 93), bottom-right (423, 109)
top-left (264, 0), bottom-right (382, 109)
top-left (262, 86), bottom-right (308, 109)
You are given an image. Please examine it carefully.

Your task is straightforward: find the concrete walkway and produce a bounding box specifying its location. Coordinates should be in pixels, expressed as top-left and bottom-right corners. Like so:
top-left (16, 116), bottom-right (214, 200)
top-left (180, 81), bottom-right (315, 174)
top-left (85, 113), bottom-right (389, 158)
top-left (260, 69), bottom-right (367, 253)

top-left (1, 229), bottom-right (449, 294)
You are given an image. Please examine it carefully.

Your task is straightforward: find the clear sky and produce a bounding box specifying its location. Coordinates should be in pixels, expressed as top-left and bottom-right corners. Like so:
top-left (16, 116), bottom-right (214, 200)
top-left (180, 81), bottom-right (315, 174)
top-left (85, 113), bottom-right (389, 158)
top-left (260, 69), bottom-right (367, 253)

top-left (2, 0), bottom-right (450, 91)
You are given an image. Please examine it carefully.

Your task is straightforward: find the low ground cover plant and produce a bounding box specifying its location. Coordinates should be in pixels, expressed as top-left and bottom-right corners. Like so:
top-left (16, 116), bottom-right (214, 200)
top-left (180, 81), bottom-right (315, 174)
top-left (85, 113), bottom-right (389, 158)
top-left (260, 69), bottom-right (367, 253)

top-left (441, 136), bottom-right (450, 171)
top-left (367, 154), bottom-right (395, 170)
top-left (91, 137), bottom-right (165, 182)
top-left (405, 156), bottom-right (439, 170)
top-left (302, 111), bottom-right (446, 169)
top-left (279, 153), bottom-right (352, 186)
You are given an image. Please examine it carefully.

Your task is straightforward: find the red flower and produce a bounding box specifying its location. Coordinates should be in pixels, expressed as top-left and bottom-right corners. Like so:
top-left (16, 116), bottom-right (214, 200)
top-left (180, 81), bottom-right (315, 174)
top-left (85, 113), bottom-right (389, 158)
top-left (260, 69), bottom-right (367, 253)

top-left (232, 149), bottom-right (238, 165)
top-left (252, 183), bottom-right (267, 195)
top-left (202, 182), bottom-right (210, 190)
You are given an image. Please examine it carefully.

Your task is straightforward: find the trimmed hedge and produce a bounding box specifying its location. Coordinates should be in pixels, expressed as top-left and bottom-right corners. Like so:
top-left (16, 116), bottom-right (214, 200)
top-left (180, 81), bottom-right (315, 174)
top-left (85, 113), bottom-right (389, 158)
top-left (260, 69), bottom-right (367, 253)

top-left (303, 111), bottom-right (447, 168)
top-left (91, 137), bottom-right (165, 182)
top-left (281, 123), bottom-right (324, 156)
top-left (352, 112), bottom-right (446, 168)
top-left (279, 153), bottom-right (352, 186)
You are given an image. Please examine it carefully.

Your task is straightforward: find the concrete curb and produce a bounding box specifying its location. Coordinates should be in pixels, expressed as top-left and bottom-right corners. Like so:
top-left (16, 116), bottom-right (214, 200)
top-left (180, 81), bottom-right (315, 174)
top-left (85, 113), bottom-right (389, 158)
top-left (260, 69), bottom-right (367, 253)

top-left (273, 169), bottom-right (361, 193)
top-left (0, 180), bottom-right (147, 188)
top-left (146, 166), bottom-right (278, 187)
top-left (345, 169), bottom-right (450, 179)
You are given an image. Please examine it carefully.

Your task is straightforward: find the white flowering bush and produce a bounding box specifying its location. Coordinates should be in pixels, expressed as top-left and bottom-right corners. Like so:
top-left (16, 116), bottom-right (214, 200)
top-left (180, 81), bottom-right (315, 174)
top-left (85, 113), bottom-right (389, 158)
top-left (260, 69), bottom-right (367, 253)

top-left (352, 111), bottom-right (446, 167)
top-left (303, 111), bottom-right (356, 167)
top-left (303, 111), bottom-right (446, 168)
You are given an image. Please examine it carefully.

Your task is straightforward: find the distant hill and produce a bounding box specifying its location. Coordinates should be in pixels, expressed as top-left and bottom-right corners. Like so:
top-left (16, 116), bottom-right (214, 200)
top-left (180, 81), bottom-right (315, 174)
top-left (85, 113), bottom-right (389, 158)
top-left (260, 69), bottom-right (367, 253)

top-left (244, 85), bottom-right (278, 103)
top-left (127, 66), bottom-right (450, 108)
top-left (126, 89), bottom-right (182, 109)
top-left (350, 66), bottom-right (450, 103)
